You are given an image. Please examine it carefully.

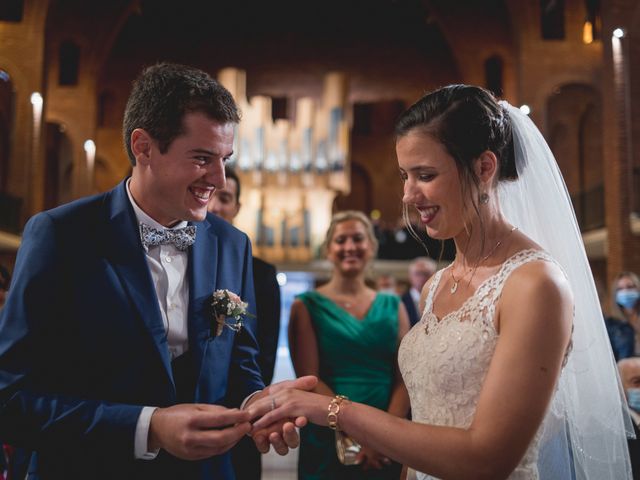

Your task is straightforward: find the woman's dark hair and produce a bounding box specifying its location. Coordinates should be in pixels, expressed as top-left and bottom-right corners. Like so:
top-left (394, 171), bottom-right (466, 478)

top-left (395, 85), bottom-right (516, 257)
top-left (395, 84), bottom-right (516, 181)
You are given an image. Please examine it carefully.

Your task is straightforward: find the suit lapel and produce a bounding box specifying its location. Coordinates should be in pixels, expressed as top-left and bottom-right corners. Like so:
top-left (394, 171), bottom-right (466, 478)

top-left (105, 181), bottom-right (173, 385)
top-left (188, 218), bottom-right (218, 384)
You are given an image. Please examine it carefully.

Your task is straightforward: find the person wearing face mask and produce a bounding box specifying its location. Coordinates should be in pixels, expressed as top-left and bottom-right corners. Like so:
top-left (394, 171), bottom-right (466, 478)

top-left (607, 272), bottom-right (640, 360)
top-left (618, 357), bottom-right (640, 479)
top-left (289, 210), bottom-right (410, 479)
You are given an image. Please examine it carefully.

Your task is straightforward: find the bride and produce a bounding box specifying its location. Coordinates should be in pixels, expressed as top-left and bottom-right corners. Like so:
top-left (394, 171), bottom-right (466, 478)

top-left (249, 85), bottom-right (632, 479)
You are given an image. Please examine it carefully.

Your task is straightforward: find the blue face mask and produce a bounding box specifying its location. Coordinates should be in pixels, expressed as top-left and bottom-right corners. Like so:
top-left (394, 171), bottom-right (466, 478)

top-left (616, 289), bottom-right (640, 310)
top-left (628, 389), bottom-right (640, 412)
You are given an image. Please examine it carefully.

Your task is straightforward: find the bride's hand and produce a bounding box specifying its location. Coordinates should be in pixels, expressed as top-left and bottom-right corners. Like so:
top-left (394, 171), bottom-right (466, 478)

top-left (251, 417), bottom-right (307, 454)
top-left (246, 375), bottom-right (317, 454)
top-left (247, 381), bottom-right (332, 430)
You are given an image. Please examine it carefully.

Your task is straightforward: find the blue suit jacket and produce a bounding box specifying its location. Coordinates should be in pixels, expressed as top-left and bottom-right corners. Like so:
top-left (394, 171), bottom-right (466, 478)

top-left (0, 180), bottom-right (264, 479)
top-left (401, 291), bottom-right (420, 327)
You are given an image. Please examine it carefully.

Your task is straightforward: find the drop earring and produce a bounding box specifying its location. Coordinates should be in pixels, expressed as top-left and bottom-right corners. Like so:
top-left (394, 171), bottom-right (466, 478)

top-left (479, 192), bottom-right (490, 205)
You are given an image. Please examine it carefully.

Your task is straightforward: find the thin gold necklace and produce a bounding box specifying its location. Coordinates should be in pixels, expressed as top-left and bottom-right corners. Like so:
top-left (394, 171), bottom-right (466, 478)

top-left (450, 226), bottom-right (518, 294)
top-left (331, 289), bottom-right (369, 309)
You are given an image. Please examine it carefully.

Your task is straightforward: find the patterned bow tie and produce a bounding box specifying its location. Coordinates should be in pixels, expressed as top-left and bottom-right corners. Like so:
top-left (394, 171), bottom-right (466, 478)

top-left (139, 223), bottom-right (197, 251)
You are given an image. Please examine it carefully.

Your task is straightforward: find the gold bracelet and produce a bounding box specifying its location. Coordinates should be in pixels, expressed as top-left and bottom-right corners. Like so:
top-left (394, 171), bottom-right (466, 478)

top-left (327, 394), bottom-right (348, 431)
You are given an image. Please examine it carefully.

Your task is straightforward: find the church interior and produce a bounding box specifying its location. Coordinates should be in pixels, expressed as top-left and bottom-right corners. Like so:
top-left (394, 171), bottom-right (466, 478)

top-left (1, 0), bottom-right (639, 292)
top-left (2, 1), bottom-right (640, 477)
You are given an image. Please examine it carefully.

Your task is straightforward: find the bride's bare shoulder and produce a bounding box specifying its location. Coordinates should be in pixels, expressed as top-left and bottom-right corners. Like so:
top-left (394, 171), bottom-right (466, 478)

top-left (508, 251), bottom-right (570, 293)
top-left (501, 254), bottom-right (574, 328)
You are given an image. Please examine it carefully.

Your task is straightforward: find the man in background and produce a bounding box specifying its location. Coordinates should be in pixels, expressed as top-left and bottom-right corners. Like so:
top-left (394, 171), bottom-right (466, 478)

top-left (618, 357), bottom-right (640, 478)
top-left (401, 257), bottom-right (436, 326)
top-left (208, 166), bottom-right (281, 480)
top-left (375, 273), bottom-right (398, 295)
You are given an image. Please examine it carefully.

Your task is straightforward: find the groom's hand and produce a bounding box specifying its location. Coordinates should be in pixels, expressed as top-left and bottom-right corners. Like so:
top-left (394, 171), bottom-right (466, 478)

top-left (148, 404), bottom-right (251, 460)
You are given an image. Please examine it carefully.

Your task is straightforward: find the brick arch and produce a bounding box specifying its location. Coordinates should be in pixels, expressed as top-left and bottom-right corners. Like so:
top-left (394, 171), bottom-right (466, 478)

top-left (546, 83), bottom-right (603, 231)
top-left (531, 74), bottom-right (598, 130)
top-left (0, 58), bottom-right (32, 118)
top-left (0, 58), bottom-right (28, 92)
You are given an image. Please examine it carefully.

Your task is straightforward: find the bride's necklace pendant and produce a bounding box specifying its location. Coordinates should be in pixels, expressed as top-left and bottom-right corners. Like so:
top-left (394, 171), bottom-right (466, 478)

top-left (448, 225), bottom-right (518, 296)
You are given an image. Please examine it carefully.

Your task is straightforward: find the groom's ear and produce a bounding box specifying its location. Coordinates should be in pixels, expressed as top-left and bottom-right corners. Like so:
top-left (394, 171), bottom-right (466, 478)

top-left (474, 150), bottom-right (498, 185)
top-left (131, 128), bottom-right (154, 166)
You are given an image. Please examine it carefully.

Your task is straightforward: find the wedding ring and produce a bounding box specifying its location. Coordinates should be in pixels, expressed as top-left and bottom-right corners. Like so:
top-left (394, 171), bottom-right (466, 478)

top-left (270, 396), bottom-right (276, 411)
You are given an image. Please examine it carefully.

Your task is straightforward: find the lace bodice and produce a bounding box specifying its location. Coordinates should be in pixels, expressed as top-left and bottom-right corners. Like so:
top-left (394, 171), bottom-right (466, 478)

top-left (398, 249), bottom-right (555, 480)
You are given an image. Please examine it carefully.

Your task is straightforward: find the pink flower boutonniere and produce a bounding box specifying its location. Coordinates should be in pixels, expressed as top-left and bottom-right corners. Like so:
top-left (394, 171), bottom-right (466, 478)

top-left (211, 289), bottom-right (253, 337)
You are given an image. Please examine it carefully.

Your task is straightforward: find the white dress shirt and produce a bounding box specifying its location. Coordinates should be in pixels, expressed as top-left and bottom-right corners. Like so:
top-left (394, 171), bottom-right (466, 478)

top-left (127, 185), bottom-right (190, 360)
top-left (126, 180), bottom-right (190, 460)
top-left (410, 287), bottom-right (421, 315)
top-left (125, 181), bottom-right (261, 458)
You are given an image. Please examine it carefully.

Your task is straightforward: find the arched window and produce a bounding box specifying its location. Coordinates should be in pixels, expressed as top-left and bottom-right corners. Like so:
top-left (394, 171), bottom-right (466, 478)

top-left (484, 55), bottom-right (504, 97)
top-left (547, 84), bottom-right (602, 231)
top-left (0, 0), bottom-right (23, 22)
top-left (584, 0), bottom-right (601, 42)
top-left (59, 41), bottom-right (80, 86)
top-left (540, 0), bottom-right (565, 40)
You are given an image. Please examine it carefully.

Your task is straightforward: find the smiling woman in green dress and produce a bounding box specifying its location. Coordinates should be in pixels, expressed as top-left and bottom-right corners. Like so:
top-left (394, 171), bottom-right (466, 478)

top-left (289, 210), bottom-right (411, 480)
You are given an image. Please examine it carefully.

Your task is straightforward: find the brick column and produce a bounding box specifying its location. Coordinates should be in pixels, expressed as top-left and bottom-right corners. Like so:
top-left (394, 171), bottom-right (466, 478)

top-left (601, 0), bottom-right (640, 284)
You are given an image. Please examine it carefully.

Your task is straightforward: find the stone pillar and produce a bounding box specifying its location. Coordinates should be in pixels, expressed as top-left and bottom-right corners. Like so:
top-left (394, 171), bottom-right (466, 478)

top-left (601, 0), bottom-right (640, 284)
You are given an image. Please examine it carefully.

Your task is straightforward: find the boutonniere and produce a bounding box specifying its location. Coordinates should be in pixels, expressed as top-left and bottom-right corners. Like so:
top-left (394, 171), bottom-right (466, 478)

top-left (210, 289), bottom-right (254, 337)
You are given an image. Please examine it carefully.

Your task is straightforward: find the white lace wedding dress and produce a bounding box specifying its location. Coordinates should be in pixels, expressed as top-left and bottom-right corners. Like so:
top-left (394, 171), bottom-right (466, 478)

top-left (399, 249), bottom-right (555, 480)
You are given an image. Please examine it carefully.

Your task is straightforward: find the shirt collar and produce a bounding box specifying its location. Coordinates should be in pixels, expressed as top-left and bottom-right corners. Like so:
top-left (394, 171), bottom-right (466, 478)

top-left (125, 178), bottom-right (188, 231)
top-left (410, 287), bottom-right (421, 304)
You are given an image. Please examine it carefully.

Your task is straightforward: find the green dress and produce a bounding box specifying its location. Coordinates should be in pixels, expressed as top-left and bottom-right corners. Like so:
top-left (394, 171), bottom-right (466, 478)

top-left (297, 291), bottom-right (401, 480)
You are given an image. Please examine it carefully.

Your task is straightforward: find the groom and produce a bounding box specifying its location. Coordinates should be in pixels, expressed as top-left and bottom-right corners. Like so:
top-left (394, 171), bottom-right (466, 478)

top-left (0, 63), bottom-right (306, 479)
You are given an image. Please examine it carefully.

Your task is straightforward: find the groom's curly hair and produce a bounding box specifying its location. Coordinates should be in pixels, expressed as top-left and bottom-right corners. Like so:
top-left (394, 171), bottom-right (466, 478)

top-left (123, 63), bottom-right (241, 166)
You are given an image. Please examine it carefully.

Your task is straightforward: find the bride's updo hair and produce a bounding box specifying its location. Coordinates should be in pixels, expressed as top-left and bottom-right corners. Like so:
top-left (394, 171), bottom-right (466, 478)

top-left (395, 84), bottom-right (517, 182)
top-left (395, 85), bottom-right (517, 254)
